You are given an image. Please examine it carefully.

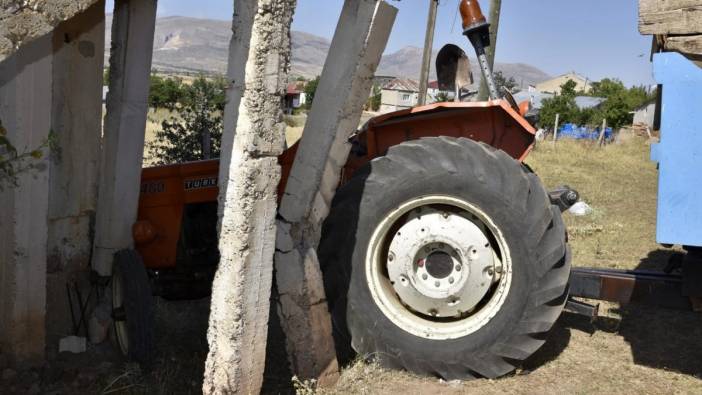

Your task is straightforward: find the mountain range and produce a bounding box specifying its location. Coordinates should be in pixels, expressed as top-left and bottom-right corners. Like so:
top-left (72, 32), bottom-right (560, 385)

top-left (105, 15), bottom-right (551, 88)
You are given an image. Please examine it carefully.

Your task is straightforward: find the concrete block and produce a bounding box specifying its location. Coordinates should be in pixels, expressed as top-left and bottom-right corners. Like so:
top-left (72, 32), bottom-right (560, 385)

top-left (58, 336), bottom-right (86, 354)
top-left (0, 33), bottom-right (53, 366)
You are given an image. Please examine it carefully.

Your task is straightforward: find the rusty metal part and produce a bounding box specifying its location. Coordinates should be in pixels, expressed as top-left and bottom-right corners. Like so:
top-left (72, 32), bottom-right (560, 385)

top-left (564, 297), bottom-right (599, 322)
top-left (459, 0), bottom-right (487, 30)
top-left (569, 267), bottom-right (691, 310)
top-left (548, 186), bottom-right (579, 212)
top-left (436, 44), bottom-right (473, 100)
top-left (459, 0), bottom-right (498, 99)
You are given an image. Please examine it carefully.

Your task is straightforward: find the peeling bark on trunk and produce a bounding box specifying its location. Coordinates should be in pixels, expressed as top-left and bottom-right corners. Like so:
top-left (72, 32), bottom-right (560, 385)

top-left (203, 1), bottom-right (296, 394)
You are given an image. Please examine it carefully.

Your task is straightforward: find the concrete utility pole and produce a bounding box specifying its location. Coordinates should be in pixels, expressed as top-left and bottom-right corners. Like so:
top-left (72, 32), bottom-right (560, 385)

top-left (92, 0), bottom-right (158, 277)
top-left (275, 0), bottom-right (397, 386)
top-left (477, 0), bottom-right (501, 101)
top-left (418, 0), bottom-right (439, 106)
top-left (203, 1), bottom-right (296, 394)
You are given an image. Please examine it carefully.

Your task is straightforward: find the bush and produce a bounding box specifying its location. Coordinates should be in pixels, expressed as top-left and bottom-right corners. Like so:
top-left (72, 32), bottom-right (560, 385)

top-left (304, 76), bottom-right (320, 109)
top-left (147, 76), bottom-right (225, 164)
top-left (149, 74), bottom-right (186, 110)
top-left (539, 78), bottom-right (656, 130)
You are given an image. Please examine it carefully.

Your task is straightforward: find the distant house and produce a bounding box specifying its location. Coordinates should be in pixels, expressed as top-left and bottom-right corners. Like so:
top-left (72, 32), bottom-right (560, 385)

top-left (427, 80), bottom-right (453, 102)
top-left (633, 102), bottom-right (656, 127)
top-left (373, 75), bottom-right (397, 89)
top-left (535, 72), bottom-right (592, 94)
top-left (514, 89), bottom-right (605, 120)
top-left (380, 78), bottom-right (420, 113)
top-left (513, 90), bottom-right (554, 112)
top-left (378, 78), bottom-right (451, 113)
top-left (284, 82), bottom-right (306, 112)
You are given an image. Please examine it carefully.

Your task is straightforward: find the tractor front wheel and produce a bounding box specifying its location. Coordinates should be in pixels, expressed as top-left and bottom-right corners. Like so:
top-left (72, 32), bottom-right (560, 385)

top-left (112, 249), bottom-right (155, 367)
top-left (318, 137), bottom-right (570, 379)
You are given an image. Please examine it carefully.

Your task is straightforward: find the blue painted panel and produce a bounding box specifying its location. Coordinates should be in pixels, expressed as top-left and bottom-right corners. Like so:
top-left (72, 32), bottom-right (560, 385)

top-left (651, 52), bottom-right (702, 246)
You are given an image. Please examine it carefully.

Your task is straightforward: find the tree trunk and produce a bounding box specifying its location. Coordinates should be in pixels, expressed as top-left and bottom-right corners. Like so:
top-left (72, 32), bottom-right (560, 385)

top-left (203, 1), bottom-right (296, 394)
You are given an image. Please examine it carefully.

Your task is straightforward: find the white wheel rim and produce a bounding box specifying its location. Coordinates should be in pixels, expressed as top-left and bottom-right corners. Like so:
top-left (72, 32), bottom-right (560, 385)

top-left (112, 269), bottom-right (129, 355)
top-left (366, 195), bottom-right (513, 340)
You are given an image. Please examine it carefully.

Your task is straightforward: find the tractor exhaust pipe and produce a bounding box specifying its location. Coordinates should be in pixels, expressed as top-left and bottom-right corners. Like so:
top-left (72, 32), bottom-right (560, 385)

top-left (460, 0), bottom-right (499, 100)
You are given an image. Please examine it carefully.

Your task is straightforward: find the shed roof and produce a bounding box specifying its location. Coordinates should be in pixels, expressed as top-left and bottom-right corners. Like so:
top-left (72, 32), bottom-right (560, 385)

top-left (513, 91), bottom-right (605, 110)
top-left (382, 78), bottom-right (420, 92)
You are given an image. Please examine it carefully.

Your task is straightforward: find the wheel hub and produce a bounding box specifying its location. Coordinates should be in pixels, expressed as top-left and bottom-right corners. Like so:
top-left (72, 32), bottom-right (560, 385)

top-left (387, 207), bottom-right (500, 318)
top-left (425, 251), bottom-right (454, 279)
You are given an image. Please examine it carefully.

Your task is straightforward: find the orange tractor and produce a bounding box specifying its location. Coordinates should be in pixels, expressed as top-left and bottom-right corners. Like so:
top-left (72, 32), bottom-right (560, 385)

top-left (111, 0), bottom-right (578, 379)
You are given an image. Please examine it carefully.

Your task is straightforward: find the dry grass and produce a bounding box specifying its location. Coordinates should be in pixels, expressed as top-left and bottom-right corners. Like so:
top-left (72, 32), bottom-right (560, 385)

top-left (317, 134), bottom-right (702, 395)
top-left (527, 134), bottom-right (665, 270)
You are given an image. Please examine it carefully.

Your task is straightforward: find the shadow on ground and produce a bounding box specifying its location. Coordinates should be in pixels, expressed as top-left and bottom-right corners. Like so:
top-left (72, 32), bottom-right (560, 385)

top-left (544, 248), bottom-right (702, 380)
top-left (30, 248), bottom-right (701, 393)
top-left (614, 248), bottom-right (702, 378)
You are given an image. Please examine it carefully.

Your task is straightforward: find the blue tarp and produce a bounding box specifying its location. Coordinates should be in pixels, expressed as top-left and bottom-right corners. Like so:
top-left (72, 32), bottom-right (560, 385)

top-left (557, 123), bottom-right (613, 140)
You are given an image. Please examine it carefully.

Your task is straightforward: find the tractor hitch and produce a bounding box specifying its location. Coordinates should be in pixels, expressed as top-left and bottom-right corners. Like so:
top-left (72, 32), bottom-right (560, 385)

top-left (549, 186), bottom-right (579, 212)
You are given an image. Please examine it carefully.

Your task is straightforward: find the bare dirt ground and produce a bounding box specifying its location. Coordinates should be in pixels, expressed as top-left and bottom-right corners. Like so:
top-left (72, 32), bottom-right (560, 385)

top-left (3, 133), bottom-right (700, 394)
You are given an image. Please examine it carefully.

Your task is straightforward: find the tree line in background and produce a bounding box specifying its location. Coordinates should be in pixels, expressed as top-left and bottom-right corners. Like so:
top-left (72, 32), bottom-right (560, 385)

top-left (134, 70), bottom-right (654, 165)
top-left (538, 78), bottom-right (655, 130)
top-left (147, 75), bottom-right (227, 164)
top-left (145, 73), bottom-right (323, 164)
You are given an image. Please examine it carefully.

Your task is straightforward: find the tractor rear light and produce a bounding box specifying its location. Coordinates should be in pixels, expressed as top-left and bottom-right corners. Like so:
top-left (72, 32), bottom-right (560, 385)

top-left (133, 220), bottom-right (157, 244)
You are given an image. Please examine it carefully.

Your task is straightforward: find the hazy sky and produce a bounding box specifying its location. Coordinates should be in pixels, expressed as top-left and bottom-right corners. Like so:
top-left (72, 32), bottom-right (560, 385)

top-left (105, 0), bottom-right (655, 86)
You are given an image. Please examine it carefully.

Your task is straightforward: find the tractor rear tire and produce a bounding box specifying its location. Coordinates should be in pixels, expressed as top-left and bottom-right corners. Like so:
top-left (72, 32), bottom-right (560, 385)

top-left (318, 137), bottom-right (570, 380)
top-left (112, 249), bottom-right (155, 367)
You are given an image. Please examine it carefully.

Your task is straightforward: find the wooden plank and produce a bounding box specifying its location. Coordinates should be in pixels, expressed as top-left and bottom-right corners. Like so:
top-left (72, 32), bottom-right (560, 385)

top-left (665, 34), bottom-right (702, 56)
top-left (639, 0), bottom-right (702, 35)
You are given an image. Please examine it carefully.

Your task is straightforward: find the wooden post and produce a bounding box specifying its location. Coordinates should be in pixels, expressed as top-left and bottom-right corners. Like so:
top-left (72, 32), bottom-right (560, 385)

top-left (275, 0), bottom-right (397, 386)
top-left (552, 113), bottom-right (560, 144)
top-left (203, 1), bottom-right (296, 394)
top-left (598, 118), bottom-right (607, 146)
